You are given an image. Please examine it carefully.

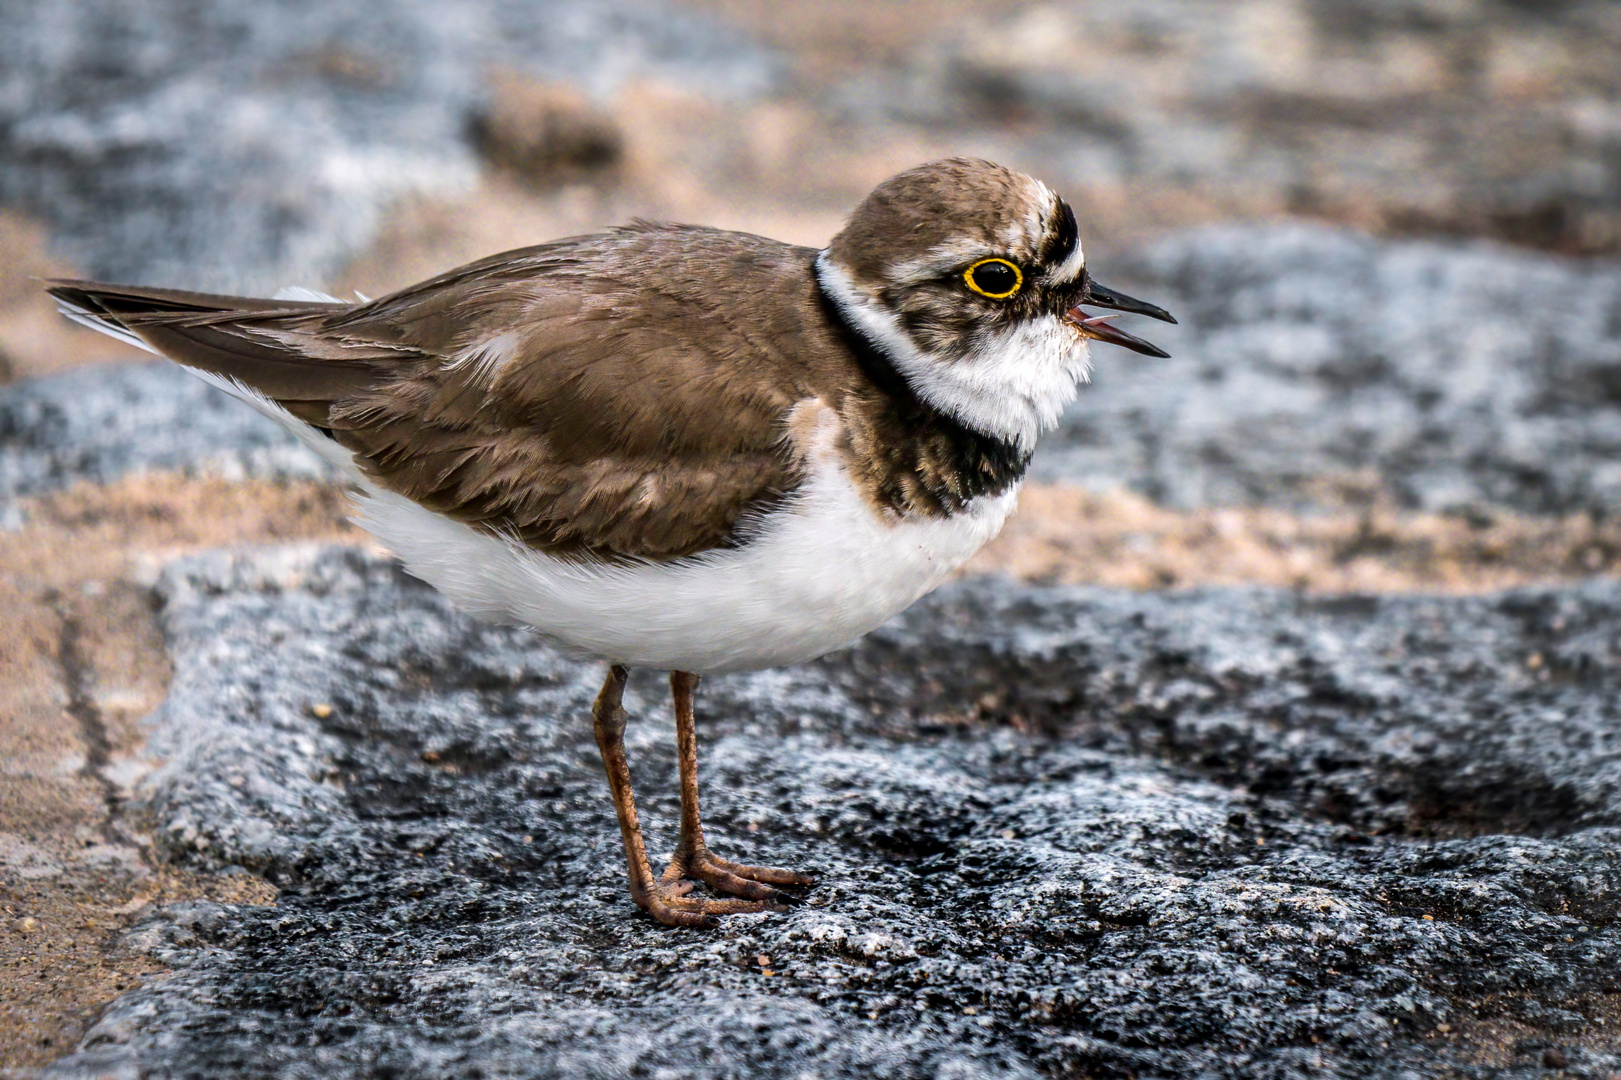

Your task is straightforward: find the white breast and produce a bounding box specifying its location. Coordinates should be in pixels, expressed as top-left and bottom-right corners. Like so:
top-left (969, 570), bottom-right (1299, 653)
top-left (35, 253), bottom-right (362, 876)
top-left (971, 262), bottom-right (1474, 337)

top-left (355, 428), bottom-right (1018, 675)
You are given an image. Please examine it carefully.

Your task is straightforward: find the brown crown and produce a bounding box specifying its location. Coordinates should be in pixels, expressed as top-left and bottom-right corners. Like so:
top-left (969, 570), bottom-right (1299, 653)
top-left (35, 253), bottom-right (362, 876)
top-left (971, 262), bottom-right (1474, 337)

top-left (825, 158), bottom-right (1055, 287)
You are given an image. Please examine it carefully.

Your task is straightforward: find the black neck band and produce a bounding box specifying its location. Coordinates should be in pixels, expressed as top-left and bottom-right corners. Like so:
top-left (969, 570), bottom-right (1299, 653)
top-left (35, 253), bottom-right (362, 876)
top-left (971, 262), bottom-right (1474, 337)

top-left (811, 257), bottom-right (1032, 508)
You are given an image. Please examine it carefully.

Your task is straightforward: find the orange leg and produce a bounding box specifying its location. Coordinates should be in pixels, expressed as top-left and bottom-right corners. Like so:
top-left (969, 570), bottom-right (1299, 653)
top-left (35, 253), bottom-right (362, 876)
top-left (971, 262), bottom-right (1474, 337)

top-left (591, 665), bottom-right (790, 927)
top-left (657, 671), bottom-right (814, 902)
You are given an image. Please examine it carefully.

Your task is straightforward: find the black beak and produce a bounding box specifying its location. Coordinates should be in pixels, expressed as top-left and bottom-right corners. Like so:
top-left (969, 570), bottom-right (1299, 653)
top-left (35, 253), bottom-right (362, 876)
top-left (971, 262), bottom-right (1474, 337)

top-left (1063, 279), bottom-right (1177, 358)
top-left (1084, 281), bottom-right (1178, 324)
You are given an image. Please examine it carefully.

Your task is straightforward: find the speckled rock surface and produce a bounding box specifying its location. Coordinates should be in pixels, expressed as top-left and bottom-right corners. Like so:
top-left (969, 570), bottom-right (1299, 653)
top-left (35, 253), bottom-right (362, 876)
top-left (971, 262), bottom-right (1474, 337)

top-left (35, 545), bottom-right (1621, 1079)
top-left (0, 0), bottom-right (778, 292)
top-left (0, 362), bottom-right (326, 510)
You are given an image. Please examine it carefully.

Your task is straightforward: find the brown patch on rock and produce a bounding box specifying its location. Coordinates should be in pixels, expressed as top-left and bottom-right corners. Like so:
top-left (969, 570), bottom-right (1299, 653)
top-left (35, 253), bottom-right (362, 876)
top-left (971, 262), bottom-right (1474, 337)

top-left (0, 474), bottom-right (354, 1071)
top-left (335, 78), bottom-right (928, 301)
top-left (0, 825), bottom-right (277, 1073)
top-left (3, 475), bottom-right (358, 591)
top-left (471, 73), bottom-right (623, 189)
top-left (967, 484), bottom-right (1621, 593)
top-left (0, 578), bottom-right (277, 1073)
top-left (1427, 992), bottom-right (1621, 1070)
top-left (0, 212), bottom-right (137, 384)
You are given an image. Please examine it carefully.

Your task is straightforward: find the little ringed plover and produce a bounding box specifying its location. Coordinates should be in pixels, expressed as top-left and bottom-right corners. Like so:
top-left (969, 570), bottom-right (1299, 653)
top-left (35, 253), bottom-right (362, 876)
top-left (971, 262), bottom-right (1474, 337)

top-left (48, 157), bottom-right (1175, 927)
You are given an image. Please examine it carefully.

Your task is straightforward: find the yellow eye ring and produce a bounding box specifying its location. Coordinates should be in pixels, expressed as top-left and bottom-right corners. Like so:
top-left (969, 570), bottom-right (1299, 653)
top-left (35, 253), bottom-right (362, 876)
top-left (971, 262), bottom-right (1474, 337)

top-left (963, 258), bottom-right (1024, 300)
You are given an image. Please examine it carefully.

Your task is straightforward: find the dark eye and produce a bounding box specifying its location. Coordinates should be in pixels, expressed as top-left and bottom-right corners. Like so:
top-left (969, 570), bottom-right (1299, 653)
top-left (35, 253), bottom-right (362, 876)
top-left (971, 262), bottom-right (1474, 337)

top-left (964, 258), bottom-right (1023, 300)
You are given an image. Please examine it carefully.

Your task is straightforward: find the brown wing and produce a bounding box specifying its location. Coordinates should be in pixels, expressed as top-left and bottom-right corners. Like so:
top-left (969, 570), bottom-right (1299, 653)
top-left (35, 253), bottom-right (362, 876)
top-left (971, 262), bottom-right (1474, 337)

top-left (46, 226), bottom-right (832, 563)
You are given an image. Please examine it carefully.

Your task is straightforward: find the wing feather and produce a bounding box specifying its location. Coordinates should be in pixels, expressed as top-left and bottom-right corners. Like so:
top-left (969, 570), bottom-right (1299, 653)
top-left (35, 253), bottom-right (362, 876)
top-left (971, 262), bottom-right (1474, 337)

top-left (45, 227), bottom-right (836, 563)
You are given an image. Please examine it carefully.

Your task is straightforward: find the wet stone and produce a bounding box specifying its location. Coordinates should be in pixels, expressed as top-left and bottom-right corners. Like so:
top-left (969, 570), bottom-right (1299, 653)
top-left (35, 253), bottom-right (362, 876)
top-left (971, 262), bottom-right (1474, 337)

top-left (38, 545), bottom-right (1621, 1078)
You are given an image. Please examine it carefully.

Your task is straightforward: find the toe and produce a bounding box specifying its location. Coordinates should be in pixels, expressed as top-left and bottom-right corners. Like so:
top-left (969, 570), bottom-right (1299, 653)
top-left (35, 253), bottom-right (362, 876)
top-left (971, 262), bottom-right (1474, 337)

top-left (696, 863), bottom-right (788, 903)
top-left (703, 853), bottom-right (814, 888)
top-left (647, 903), bottom-right (719, 928)
top-left (643, 882), bottom-right (773, 928)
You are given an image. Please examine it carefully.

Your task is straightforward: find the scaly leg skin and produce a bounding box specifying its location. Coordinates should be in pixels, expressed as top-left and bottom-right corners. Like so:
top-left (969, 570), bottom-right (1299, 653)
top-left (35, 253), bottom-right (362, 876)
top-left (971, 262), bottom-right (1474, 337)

top-left (658, 671), bottom-right (815, 905)
top-left (592, 665), bottom-right (772, 927)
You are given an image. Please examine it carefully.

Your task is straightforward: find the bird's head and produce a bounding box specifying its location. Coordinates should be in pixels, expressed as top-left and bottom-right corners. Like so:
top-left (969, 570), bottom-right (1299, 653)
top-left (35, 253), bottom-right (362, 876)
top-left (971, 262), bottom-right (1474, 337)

top-left (816, 157), bottom-right (1175, 451)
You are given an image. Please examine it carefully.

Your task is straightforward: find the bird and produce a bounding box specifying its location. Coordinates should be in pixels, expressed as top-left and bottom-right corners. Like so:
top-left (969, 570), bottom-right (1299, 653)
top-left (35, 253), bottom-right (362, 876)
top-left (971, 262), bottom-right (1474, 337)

top-left (47, 157), bottom-right (1175, 927)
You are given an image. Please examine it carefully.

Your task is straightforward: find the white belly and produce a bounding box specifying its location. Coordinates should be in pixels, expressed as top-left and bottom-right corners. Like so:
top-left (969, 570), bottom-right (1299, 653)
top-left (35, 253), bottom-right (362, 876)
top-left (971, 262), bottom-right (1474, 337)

top-left (176, 370), bottom-right (1019, 674)
top-left (354, 457), bottom-right (1017, 674)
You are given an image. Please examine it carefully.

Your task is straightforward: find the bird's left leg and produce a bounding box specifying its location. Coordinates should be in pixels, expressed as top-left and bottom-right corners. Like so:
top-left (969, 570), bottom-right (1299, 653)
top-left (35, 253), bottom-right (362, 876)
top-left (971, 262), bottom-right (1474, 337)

top-left (657, 671), bottom-right (814, 903)
top-left (593, 665), bottom-right (766, 927)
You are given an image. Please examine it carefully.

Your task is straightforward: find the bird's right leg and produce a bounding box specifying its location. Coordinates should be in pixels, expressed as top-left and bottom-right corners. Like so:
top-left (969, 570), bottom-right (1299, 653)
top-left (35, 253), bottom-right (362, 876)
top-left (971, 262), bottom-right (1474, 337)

top-left (657, 671), bottom-right (812, 903)
top-left (591, 664), bottom-right (769, 928)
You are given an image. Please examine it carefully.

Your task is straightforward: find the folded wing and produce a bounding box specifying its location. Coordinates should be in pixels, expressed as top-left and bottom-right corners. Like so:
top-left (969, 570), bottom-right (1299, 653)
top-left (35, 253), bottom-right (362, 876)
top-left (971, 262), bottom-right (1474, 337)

top-left (46, 229), bottom-right (814, 563)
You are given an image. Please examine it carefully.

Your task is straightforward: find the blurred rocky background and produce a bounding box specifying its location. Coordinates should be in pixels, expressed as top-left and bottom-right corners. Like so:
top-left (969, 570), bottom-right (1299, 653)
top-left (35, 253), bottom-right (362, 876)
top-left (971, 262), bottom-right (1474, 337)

top-left (3, 1), bottom-right (1621, 1078)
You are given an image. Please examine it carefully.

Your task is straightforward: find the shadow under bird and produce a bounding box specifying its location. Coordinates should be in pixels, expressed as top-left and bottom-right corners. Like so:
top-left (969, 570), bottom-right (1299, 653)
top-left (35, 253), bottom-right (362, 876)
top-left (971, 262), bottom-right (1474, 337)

top-left (47, 157), bottom-right (1175, 927)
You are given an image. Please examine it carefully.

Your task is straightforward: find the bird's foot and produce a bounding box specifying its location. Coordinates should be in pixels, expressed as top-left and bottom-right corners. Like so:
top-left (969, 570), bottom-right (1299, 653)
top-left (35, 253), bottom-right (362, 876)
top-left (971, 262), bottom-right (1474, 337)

top-left (632, 871), bottom-right (778, 928)
top-left (670, 848), bottom-right (814, 905)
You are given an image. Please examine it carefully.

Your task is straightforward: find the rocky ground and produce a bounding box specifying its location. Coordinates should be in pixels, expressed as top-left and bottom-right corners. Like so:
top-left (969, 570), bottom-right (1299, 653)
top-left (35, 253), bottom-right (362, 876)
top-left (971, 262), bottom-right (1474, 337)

top-left (4, 1), bottom-right (1621, 1077)
top-left (26, 546), bottom-right (1621, 1079)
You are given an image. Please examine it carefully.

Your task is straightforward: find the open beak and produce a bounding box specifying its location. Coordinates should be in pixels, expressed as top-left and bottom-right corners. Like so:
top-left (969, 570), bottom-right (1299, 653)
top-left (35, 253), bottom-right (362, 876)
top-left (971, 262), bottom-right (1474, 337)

top-left (1063, 280), bottom-right (1177, 358)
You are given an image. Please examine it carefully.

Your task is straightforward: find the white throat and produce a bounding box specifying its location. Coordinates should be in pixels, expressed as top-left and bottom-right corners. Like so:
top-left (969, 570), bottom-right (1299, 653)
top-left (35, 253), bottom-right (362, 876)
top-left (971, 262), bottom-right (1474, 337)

top-left (815, 250), bottom-right (1090, 451)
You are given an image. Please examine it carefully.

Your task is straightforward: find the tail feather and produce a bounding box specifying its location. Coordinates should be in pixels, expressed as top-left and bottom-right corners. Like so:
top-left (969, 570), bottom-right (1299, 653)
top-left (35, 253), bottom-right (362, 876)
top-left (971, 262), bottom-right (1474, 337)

top-left (52, 292), bottom-right (160, 355)
top-left (44, 278), bottom-right (414, 427)
top-left (47, 279), bottom-right (340, 318)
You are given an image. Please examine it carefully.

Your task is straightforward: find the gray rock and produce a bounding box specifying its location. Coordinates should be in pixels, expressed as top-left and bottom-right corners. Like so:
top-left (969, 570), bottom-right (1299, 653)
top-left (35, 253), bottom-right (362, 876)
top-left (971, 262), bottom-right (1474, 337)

top-left (1037, 223), bottom-right (1621, 516)
top-left (0, 361), bottom-right (324, 508)
top-left (866, 0), bottom-right (1621, 253)
top-left (0, 0), bottom-right (779, 292)
top-left (40, 545), bottom-right (1621, 1078)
